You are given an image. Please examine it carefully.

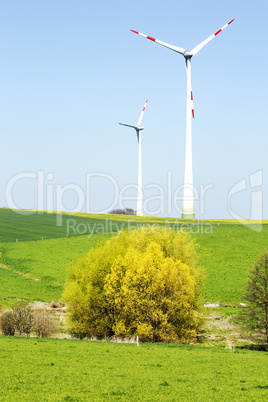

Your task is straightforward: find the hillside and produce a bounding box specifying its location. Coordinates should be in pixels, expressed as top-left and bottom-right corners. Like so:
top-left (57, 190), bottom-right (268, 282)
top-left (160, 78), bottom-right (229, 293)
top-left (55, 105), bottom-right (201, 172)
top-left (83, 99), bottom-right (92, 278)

top-left (0, 208), bottom-right (267, 307)
top-left (0, 208), bottom-right (123, 242)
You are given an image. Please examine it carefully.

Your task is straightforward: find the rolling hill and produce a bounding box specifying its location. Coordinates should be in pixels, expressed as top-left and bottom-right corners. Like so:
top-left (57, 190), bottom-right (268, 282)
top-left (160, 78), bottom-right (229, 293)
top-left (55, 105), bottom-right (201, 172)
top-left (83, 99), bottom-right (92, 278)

top-left (0, 208), bottom-right (267, 307)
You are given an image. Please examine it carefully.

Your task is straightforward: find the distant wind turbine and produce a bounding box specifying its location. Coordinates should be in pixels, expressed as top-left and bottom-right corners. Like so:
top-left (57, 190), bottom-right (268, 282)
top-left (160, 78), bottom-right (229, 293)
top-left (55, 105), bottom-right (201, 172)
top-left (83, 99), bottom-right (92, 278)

top-left (119, 99), bottom-right (148, 216)
top-left (131, 20), bottom-right (234, 218)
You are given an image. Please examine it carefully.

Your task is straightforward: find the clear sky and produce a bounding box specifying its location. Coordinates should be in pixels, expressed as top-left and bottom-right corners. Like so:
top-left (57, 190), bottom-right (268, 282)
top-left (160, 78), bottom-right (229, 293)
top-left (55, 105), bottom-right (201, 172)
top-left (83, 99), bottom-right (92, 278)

top-left (1, 0), bottom-right (267, 219)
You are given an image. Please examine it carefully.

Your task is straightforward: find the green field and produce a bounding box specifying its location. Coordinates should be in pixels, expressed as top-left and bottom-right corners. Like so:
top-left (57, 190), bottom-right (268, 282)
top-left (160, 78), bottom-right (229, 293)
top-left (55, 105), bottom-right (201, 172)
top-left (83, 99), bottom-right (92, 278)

top-left (0, 234), bottom-right (112, 306)
top-left (0, 208), bottom-right (125, 242)
top-left (1, 209), bottom-right (268, 401)
top-left (193, 224), bottom-right (268, 303)
top-left (0, 336), bottom-right (268, 401)
top-left (0, 208), bottom-right (267, 307)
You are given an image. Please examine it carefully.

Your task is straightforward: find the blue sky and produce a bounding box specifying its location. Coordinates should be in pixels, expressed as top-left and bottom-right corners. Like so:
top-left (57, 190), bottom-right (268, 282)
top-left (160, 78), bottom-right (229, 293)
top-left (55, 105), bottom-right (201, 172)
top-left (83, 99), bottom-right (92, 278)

top-left (1, 0), bottom-right (267, 219)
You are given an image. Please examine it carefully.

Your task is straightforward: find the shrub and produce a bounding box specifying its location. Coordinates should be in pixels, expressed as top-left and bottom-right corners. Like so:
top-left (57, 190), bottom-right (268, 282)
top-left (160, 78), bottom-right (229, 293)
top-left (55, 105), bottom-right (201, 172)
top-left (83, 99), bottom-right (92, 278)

top-left (63, 226), bottom-right (202, 343)
top-left (109, 208), bottom-right (136, 215)
top-left (0, 310), bottom-right (16, 336)
top-left (50, 301), bottom-right (59, 309)
top-left (12, 305), bottom-right (33, 336)
top-left (105, 242), bottom-right (199, 342)
top-left (0, 305), bottom-right (33, 336)
top-left (245, 250), bottom-right (268, 342)
top-left (33, 310), bottom-right (59, 338)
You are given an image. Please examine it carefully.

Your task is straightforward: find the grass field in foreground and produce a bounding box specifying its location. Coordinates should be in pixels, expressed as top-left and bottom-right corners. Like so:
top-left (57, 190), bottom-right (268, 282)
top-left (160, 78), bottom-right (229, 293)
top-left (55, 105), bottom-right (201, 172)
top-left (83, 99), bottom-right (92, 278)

top-left (0, 337), bottom-right (267, 401)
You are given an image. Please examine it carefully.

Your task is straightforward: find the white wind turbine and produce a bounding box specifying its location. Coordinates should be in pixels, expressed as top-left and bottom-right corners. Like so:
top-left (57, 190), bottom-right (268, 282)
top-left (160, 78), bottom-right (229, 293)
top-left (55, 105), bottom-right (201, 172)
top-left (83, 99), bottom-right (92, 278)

top-left (119, 99), bottom-right (148, 216)
top-left (131, 19), bottom-right (234, 218)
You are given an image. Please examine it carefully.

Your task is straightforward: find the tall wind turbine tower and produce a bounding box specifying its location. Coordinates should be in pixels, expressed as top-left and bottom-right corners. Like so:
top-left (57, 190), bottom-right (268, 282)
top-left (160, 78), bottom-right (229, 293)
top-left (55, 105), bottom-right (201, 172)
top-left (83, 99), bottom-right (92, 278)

top-left (131, 20), bottom-right (234, 218)
top-left (119, 99), bottom-right (148, 216)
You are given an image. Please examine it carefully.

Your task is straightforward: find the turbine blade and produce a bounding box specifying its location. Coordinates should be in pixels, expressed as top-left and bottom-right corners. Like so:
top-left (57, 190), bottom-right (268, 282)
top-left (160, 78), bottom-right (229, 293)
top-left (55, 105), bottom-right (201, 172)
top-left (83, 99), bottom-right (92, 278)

top-left (131, 30), bottom-right (186, 55)
top-left (190, 19), bottom-right (234, 56)
top-left (136, 99), bottom-right (148, 127)
top-left (119, 123), bottom-right (137, 129)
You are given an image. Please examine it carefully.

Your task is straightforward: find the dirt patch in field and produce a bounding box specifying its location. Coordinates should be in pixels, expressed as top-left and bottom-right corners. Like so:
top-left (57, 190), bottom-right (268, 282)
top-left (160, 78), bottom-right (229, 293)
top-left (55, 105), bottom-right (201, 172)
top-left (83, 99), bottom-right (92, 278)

top-left (198, 312), bottom-right (255, 347)
top-left (30, 301), bottom-right (50, 310)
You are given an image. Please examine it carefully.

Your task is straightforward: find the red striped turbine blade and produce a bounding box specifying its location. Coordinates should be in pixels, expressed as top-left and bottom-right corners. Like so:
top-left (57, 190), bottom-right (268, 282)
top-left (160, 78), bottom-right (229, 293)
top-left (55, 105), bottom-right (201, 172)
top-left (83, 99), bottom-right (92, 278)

top-left (190, 19), bottom-right (235, 56)
top-left (214, 29), bottom-right (222, 36)
top-left (130, 29), bottom-right (186, 55)
top-left (136, 99), bottom-right (148, 127)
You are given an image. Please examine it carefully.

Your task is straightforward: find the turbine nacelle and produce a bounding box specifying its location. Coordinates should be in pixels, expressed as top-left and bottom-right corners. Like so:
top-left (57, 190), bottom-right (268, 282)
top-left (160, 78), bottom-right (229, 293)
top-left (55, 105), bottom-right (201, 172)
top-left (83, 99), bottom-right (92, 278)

top-left (183, 51), bottom-right (193, 59)
top-left (119, 99), bottom-right (148, 133)
top-left (118, 124), bottom-right (144, 131)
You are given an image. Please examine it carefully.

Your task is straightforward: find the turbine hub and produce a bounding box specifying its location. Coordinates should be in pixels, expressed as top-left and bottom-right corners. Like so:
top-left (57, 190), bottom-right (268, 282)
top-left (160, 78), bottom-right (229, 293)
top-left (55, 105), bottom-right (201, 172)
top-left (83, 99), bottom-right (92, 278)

top-left (183, 51), bottom-right (192, 59)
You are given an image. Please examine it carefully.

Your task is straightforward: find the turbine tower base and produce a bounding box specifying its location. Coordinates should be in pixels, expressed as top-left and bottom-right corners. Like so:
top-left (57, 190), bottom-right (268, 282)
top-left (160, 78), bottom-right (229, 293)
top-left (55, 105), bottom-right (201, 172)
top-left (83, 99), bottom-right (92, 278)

top-left (181, 212), bottom-right (195, 219)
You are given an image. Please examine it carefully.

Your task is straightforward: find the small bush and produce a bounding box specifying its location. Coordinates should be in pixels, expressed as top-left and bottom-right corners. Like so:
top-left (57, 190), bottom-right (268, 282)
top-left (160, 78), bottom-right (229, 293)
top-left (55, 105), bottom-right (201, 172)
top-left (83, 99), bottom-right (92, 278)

top-left (245, 250), bottom-right (268, 342)
top-left (12, 305), bottom-right (33, 336)
top-left (0, 310), bottom-right (16, 336)
top-left (0, 305), bottom-right (33, 336)
top-left (109, 208), bottom-right (136, 215)
top-left (33, 310), bottom-right (59, 338)
top-left (50, 301), bottom-right (59, 309)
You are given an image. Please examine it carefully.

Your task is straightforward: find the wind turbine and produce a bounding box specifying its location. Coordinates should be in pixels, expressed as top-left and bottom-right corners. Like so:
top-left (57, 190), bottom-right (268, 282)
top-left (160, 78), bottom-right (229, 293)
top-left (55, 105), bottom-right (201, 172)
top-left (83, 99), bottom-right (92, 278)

top-left (119, 99), bottom-right (148, 216)
top-left (131, 19), bottom-right (234, 219)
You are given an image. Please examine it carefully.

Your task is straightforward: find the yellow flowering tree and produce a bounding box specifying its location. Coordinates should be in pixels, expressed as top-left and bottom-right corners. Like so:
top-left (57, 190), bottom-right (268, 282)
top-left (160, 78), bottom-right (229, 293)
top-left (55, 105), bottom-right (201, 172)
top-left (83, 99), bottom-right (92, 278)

top-left (63, 226), bottom-right (202, 343)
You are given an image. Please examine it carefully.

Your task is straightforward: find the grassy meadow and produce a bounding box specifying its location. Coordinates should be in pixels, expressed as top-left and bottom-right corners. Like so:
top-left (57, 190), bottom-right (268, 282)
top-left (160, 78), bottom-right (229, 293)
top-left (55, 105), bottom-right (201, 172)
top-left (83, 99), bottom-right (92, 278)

top-left (0, 336), bottom-right (268, 401)
top-left (0, 208), bottom-right (124, 243)
top-left (1, 208), bottom-right (268, 401)
top-left (0, 234), bottom-right (112, 307)
top-left (0, 208), bottom-right (267, 307)
top-left (193, 223), bottom-right (268, 303)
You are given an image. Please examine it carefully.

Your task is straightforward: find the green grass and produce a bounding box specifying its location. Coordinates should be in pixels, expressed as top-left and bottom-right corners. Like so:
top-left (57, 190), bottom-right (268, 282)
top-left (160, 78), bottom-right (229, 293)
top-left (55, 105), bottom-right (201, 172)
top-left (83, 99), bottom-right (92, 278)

top-left (0, 207), bottom-right (213, 242)
top-left (192, 224), bottom-right (268, 304)
top-left (0, 267), bottom-right (62, 308)
top-left (0, 336), bottom-right (267, 401)
top-left (1, 211), bottom-right (268, 400)
top-left (1, 208), bottom-right (268, 307)
top-left (0, 234), bottom-right (111, 307)
top-left (2, 207), bottom-right (265, 242)
top-left (0, 208), bottom-right (128, 242)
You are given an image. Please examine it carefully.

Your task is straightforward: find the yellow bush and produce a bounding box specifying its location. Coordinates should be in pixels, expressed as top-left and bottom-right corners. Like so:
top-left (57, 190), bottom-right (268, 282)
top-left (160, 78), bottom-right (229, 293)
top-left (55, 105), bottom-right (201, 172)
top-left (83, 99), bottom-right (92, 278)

top-left (63, 226), bottom-right (202, 342)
